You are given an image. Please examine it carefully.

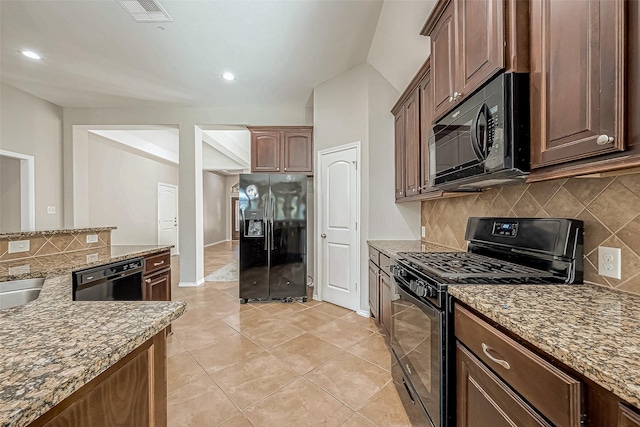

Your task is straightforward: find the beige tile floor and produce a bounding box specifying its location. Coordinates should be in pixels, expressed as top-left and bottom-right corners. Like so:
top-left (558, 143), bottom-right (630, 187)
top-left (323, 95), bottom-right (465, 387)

top-left (168, 241), bottom-right (411, 426)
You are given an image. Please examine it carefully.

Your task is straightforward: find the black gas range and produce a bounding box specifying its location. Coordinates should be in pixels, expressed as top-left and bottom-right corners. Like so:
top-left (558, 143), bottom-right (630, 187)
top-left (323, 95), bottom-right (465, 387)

top-left (390, 217), bottom-right (584, 427)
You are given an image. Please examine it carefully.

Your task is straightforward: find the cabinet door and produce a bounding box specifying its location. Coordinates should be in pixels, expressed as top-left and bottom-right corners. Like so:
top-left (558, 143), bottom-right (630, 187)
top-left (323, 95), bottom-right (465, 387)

top-left (455, 0), bottom-right (504, 96)
top-left (404, 87), bottom-right (420, 197)
top-left (419, 69), bottom-right (440, 194)
top-left (530, 0), bottom-right (625, 169)
top-left (143, 270), bottom-right (170, 302)
top-left (368, 260), bottom-right (379, 320)
top-left (620, 404), bottom-right (640, 427)
top-left (456, 343), bottom-right (552, 427)
top-left (251, 131), bottom-right (281, 172)
top-left (394, 109), bottom-right (406, 199)
top-left (283, 129), bottom-right (313, 173)
top-left (431, 1), bottom-right (457, 120)
top-left (380, 272), bottom-right (391, 338)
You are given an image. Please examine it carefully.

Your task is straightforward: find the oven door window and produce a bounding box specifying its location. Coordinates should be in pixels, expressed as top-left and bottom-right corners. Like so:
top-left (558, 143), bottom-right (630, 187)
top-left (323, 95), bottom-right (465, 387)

top-left (391, 282), bottom-right (443, 427)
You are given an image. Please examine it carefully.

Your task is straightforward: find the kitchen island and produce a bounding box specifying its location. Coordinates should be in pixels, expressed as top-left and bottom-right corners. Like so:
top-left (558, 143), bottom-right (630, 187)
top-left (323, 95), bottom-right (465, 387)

top-left (0, 245), bottom-right (185, 427)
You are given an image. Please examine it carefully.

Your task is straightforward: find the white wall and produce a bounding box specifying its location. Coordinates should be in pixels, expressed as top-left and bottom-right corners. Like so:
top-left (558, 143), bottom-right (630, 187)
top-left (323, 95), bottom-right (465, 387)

top-left (203, 171), bottom-right (227, 246)
top-left (0, 83), bottom-right (64, 229)
top-left (87, 132), bottom-right (179, 245)
top-left (0, 156), bottom-right (21, 232)
top-left (367, 0), bottom-right (435, 91)
top-left (367, 66), bottom-right (421, 240)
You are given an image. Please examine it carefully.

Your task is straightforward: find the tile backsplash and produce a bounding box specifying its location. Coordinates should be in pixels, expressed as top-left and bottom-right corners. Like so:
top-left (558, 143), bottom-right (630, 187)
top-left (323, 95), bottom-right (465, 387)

top-left (421, 174), bottom-right (640, 295)
top-left (0, 231), bottom-right (111, 262)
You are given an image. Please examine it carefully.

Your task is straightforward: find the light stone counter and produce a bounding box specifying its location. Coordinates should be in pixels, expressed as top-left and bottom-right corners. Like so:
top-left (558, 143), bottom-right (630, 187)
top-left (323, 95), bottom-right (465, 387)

top-left (0, 246), bottom-right (185, 427)
top-left (448, 284), bottom-right (640, 409)
top-left (367, 240), bottom-right (457, 258)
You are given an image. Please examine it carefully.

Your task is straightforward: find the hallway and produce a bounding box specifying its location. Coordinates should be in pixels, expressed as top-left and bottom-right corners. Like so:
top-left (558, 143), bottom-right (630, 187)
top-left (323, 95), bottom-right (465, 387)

top-left (167, 241), bottom-right (410, 426)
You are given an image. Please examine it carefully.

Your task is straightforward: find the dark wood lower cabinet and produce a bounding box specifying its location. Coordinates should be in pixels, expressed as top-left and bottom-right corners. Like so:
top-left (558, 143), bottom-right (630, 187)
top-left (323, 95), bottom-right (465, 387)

top-left (456, 343), bottom-right (551, 427)
top-left (620, 404), bottom-right (640, 427)
top-left (380, 272), bottom-right (391, 338)
top-left (368, 260), bottom-right (379, 320)
top-left (30, 330), bottom-right (167, 427)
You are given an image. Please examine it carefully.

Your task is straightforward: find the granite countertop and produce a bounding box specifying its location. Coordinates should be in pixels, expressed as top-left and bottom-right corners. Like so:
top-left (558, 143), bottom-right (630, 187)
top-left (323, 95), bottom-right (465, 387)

top-left (367, 239), bottom-right (458, 258)
top-left (448, 284), bottom-right (640, 408)
top-left (0, 226), bottom-right (117, 239)
top-left (0, 245), bottom-right (172, 282)
top-left (0, 245), bottom-right (185, 427)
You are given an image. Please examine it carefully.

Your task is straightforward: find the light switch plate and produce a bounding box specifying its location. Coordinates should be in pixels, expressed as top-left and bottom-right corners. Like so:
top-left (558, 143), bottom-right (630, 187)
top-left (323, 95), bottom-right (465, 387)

top-left (598, 246), bottom-right (622, 280)
top-left (8, 240), bottom-right (30, 254)
top-left (86, 234), bottom-right (98, 244)
top-left (421, 226), bottom-right (426, 238)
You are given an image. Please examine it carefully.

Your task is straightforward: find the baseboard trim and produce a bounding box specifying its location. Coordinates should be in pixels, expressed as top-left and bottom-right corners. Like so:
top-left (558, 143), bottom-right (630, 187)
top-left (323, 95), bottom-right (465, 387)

top-left (356, 309), bottom-right (371, 318)
top-left (204, 239), bottom-right (229, 248)
top-left (178, 278), bottom-right (206, 287)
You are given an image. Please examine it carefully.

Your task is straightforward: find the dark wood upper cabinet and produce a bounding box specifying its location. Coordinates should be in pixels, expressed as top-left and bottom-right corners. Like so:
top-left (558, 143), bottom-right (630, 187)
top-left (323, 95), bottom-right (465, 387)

top-left (282, 130), bottom-right (313, 173)
top-left (423, 0), bottom-right (509, 121)
top-left (529, 0), bottom-right (626, 169)
top-left (428, 1), bottom-right (457, 120)
top-left (456, 0), bottom-right (504, 97)
top-left (419, 68), bottom-right (439, 194)
top-left (404, 87), bottom-right (420, 197)
top-left (251, 131), bottom-right (281, 172)
top-left (394, 109), bottom-right (406, 199)
top-left (249, 127), bottom-right (313, 174)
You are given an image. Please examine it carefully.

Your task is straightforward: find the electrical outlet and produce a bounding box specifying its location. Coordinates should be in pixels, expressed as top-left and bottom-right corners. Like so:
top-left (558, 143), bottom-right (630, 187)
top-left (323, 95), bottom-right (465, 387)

top-left (46, 205), bottom-right (56, 215)
top-left (598, 246), bottom-right (622, 280)
top-left (421, 226), bottom-right (426, 238)
top-left (86, 253), bottom-right (99, 263)
top-left (8, 240), bottom-right (30, 254)
top-left (86, 234), bottom-right (98, 244)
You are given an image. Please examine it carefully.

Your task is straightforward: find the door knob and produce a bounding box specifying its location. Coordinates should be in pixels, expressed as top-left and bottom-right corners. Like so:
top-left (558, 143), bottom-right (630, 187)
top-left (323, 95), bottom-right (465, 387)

top-left (321, 233), bottom-right (327, 238)
top-left (596, 134), bottom-right (614, 145)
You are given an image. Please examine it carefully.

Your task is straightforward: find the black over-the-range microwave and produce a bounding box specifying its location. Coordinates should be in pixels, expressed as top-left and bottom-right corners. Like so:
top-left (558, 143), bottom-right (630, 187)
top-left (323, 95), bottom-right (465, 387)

top-left (428, 72), bottom-right (530, 191)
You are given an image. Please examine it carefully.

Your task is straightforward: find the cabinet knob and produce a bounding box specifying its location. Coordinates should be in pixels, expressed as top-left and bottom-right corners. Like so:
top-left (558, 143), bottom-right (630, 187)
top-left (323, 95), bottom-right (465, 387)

top-left (448, 96), bottom-right (454, 103)
top-left (453, 91), bottom-right (462, 101)
top-left (277, 167), bottom-right (280, 171)
top-left (596, 134), bottom-right (614, 145)
top-left (284, 168), bottom-right (287, 171)
top-left (145, 278), bottom-right (152, 284)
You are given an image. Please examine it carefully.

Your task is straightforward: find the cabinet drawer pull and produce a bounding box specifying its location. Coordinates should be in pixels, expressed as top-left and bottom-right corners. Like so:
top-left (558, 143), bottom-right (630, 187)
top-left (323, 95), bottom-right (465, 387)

top-left (153, 261), bottom-right (165, 266)
top-left (482, 343), bottom-right (511, 370)
top-left (596, 134), bottom-right (614, 145)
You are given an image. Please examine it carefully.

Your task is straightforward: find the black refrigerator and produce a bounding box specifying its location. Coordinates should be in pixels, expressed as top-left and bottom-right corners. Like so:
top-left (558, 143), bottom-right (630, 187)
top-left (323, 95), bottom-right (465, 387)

top-left (238, 174), bottom-right (307, 303)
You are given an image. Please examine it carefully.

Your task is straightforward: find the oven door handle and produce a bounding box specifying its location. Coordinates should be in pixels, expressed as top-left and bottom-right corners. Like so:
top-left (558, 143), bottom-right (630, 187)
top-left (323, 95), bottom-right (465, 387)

top-left (395, 282), bottom-right (439, 319)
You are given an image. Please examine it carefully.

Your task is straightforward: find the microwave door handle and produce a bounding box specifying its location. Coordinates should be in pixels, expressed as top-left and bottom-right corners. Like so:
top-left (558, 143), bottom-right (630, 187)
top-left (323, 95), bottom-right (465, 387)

top-left (471, 104), bottom-right (490, 161)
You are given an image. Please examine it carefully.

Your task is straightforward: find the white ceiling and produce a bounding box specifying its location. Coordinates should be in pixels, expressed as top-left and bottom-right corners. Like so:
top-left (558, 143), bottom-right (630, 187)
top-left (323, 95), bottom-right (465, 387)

top-left (1, 0), bottom-right (387, 109)
top-left (1, 0), bottom-right (435, 173)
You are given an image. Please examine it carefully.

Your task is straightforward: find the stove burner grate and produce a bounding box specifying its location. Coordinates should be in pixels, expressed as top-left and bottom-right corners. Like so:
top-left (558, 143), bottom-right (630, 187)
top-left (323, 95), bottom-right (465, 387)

top-left (398, 251), bottom-right (555, 280)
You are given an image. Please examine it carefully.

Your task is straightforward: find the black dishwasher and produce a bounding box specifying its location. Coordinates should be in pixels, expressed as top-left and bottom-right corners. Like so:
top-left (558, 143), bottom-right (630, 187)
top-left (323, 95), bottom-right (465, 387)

top-left (72, 258), bottom-right (144, 301)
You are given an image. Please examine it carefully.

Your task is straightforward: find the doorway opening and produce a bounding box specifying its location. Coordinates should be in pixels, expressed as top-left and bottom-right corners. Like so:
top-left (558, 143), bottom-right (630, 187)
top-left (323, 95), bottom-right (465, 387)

top-left (0, 149), bottom-right (35, 231)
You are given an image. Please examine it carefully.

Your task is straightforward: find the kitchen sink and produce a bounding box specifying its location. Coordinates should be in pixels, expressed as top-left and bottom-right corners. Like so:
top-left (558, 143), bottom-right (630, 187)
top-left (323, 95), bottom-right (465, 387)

top-left (0, 278), bottom-right (44, 310)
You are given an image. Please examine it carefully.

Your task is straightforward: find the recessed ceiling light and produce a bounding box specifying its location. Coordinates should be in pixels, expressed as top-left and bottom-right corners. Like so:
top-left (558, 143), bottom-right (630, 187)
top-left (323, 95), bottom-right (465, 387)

top-left (21, 50), bottom-right (41, 60)
top-left (221, 72), bottom-right (236, 81)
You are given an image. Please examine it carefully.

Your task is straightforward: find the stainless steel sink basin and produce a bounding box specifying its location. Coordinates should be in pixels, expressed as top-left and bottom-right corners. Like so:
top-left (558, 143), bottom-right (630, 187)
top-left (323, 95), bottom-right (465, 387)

top-left (0, 278), bottom-right (44, 310)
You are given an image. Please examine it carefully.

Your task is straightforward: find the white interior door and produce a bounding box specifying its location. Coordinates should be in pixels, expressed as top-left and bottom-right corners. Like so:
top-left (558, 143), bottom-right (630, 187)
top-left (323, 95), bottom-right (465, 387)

top-left (158, 183), bottom-right (178, 255)
top-left (318, 144), bottom-right (359, 311)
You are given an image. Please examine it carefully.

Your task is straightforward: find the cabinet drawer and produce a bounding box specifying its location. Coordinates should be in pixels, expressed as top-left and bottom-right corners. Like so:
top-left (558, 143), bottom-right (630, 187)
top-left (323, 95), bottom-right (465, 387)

top-left (144, 251), bottom-right (171, 275)
top-left (369, 246), bottom-right (380, 265)
top-left (379, 253), bottom-right (391, 275)
top-left (454, 305), bottom-right (582, 427)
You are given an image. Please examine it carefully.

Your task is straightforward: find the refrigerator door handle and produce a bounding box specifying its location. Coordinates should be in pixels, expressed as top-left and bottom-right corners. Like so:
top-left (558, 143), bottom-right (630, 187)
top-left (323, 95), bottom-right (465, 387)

top-left (270, 195), bottom-right (275, 250)
top-left (263, 195), bottom-right (269, 251)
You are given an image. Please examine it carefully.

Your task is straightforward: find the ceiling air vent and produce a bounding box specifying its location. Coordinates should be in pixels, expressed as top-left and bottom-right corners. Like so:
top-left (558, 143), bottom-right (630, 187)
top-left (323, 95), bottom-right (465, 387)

top-left (117, 0), bottom-right (173, 23)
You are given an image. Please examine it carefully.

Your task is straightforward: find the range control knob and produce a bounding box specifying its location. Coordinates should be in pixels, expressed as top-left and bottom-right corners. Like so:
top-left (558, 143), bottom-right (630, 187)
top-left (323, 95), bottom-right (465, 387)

top-left (426, 286), bottom-right (437, 298)
top-left (415, 281), bottom-right (426, 297)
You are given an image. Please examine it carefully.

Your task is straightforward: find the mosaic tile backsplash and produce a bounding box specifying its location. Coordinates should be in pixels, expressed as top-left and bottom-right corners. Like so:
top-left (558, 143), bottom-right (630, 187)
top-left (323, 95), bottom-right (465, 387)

top-left (421, 174), bottom-right (640, 295)
top-left (0, 230), bottom-right (111, 262)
